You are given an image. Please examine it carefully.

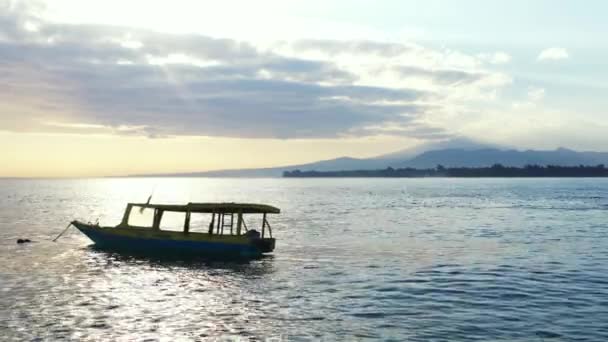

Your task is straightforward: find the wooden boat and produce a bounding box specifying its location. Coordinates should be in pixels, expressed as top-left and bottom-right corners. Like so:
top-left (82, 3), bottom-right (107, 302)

top-left (71, 202), bottom-right (279, 257)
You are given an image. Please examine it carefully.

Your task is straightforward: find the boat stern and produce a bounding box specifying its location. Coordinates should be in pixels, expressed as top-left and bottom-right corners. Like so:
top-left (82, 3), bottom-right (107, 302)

top-left (251, 238), bottom-right (276, 253)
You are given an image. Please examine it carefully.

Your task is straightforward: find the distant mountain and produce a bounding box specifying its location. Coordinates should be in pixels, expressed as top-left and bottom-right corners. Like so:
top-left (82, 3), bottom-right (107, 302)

top-left (132, 137), bottom-right (608, 177)
top-left (134, 137), bottom-right (498, 177)
top-left (374, 137), bottom-right (506, 160)
top-left (398, 148), bottom-right (608, 169)
top-left (135, 157), bottom-right (397, 178)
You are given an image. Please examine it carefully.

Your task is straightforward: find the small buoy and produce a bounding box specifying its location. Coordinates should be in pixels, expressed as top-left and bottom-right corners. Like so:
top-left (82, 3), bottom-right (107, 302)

top-left (17, 239), bottom-right (32, 244)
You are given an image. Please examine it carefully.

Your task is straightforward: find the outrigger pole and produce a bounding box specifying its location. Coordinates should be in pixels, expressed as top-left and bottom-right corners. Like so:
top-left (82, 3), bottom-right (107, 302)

top-left (53, 222), bottom-right (74, 242)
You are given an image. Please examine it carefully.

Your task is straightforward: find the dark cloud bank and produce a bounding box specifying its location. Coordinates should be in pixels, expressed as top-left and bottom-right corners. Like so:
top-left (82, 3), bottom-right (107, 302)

top-left (0, 3), bottom-right (456, 139)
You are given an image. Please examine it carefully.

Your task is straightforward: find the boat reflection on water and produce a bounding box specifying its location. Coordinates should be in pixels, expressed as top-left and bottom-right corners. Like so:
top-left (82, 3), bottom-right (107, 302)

top-left (48, 240), bottom-right (281, 340)
top-left (85, 243), bottom-right (277, 274)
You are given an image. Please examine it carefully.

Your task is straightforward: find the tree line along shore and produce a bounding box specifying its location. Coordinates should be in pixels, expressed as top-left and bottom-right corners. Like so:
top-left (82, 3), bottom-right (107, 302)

top-left (283, 164), bottom-right (608, 178)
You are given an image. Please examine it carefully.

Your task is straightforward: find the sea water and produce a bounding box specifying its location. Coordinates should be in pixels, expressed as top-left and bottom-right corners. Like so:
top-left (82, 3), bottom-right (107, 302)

top-left (1, 178), bottom-right (608, 341)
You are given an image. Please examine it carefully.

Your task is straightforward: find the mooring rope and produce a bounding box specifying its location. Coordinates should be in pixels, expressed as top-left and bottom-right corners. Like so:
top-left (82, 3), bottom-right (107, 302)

top-left (52, 222), bottom-right (73, 242)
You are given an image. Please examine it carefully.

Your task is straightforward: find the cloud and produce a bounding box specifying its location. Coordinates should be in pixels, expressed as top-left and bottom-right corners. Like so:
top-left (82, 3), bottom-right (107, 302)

top-left (348, 123), bottom-right (450, 139)
top-left (292, 39), bottom-right (412, 57)
top-left (477, 52), bottom-right (511, 65)
top-left (537, 48), bottom-right (569, 61)
top-left (0, 2), bottom-right (510, 141)
top-left (490, 52), bottom-right (511, 64)
top-left (512, 87), bottom-right (545, 109)
top-left (394, 66), bottom-right (485, 86)
top-left (527, 87), bottom-right (545, 102)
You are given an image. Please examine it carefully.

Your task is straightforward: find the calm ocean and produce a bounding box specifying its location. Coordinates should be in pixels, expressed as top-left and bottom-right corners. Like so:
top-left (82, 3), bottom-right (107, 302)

top-left (1, 178), bottom-right (608, 341)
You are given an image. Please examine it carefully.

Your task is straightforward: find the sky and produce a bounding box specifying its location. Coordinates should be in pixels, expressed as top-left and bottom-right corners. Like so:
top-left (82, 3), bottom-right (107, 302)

top-left (1, 0), bottom-right (607, 177)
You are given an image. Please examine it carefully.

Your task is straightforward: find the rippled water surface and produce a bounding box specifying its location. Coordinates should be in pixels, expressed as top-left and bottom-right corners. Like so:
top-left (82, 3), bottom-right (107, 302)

top-left (2, 178), bottom-right (608, 341)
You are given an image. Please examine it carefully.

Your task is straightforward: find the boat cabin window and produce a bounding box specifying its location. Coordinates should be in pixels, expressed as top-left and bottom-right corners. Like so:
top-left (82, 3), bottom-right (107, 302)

top-left (127, 206), bottom-right (155, 228)
top-left (188, 213), bottom-right (212, 233)
top-left (158, 211), bottom-right (187, 232)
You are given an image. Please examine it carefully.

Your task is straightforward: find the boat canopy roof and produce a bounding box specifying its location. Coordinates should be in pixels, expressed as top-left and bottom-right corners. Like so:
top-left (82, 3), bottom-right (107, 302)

top-left (129, 202), bottom-right (280, 214)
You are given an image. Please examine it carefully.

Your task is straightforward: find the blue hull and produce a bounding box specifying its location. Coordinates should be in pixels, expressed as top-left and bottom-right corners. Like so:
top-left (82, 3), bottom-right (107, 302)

top-left (75, 225), bottom-right (263, 257)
